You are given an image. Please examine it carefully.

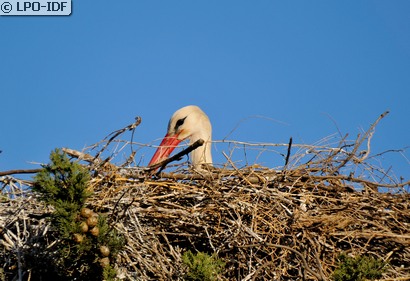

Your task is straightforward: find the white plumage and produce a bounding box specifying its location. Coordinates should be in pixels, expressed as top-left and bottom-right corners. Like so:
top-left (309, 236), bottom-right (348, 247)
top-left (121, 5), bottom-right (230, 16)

top-left (149, 105), bottom-right (212, 168)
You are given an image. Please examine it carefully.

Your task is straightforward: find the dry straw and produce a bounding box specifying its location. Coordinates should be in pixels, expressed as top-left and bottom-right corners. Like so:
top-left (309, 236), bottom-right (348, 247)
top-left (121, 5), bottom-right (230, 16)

top-left (1, 111), bottom-right (409, 280)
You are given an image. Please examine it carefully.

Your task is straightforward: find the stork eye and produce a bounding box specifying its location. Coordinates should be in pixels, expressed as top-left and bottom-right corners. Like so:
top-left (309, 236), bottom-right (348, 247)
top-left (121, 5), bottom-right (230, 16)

top-left (174, 117), bottom-right (186, 131)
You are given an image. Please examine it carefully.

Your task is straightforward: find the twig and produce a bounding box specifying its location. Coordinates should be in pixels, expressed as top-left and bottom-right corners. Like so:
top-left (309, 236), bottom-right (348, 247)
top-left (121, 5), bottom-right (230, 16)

top-left (284, 137), bottom-right (293, 168)
top-left (0, 169), bottom-right (41, 177)
top-left (94, 117), bottom-right (142, 163)
top-left (311, 173), bottom-right (410, 189)
top-left (108, 188), bottom-right (134, 225)
top-left (333, 110), bottom-right (389, 172)
top-left (146, 139), bottom-right (205, 173)
top-left (62, 148), bottom-right (96, 163)
top-left (222, 151), bottom-right (256, 188)
top-left (62, 148), bottom-right (117, 170)
top-left (309, 236), bottom-right (326, 281)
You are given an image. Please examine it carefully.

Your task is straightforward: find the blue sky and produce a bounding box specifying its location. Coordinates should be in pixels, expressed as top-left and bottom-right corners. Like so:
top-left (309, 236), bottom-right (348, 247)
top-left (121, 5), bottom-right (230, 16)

top-left (1, 1), bottom-right (409, 183)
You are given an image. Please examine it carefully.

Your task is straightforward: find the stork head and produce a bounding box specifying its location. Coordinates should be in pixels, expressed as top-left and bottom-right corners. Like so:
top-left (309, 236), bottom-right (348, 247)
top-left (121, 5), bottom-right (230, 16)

top-left (148, 105), bottom-right (212, 167)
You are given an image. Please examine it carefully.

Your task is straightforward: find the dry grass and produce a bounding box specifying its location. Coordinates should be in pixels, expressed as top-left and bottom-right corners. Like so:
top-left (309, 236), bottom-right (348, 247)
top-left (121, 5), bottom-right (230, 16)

top-left (1, 111), bottom-right (409, 280)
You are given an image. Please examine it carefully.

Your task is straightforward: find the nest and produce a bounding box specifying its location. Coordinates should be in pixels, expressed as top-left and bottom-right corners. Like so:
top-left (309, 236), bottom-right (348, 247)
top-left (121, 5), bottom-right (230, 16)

top-left (1, 111), bottom-right (409, 280)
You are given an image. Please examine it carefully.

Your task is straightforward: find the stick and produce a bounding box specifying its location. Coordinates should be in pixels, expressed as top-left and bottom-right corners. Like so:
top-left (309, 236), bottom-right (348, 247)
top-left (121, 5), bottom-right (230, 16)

top-left (94, 116), bottom-right (142, 162)
top-left (146, 139), bottom-right (205, 173)
top-left (62, 148), bottom-right (96, 163)
top-left (333, 110), bottom-right (389, 172)
top-left (62, 148), bottom-right (117, 170)
top-left (284, 137), bottom-right (293, 168)
top-left (0, 169), bottom-right (41, 177)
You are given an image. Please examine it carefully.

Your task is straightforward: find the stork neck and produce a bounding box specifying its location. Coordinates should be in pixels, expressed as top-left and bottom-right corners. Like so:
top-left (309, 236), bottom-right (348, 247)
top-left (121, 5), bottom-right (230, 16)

top-left (190, 134), bottom-right (212, 167)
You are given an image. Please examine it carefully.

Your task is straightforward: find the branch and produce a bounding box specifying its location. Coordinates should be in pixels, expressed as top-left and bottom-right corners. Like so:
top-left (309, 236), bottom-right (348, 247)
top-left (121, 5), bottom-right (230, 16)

top-left (0, 169), bottom-right (41, 177)
top-left (284, 137), bottom-right (293, 168)
top-left (62, 148), bottom-right (96, 163)
top-left (62, 148), bottom-right (117, 170)
top-left (94, 116), bottom-right (142, 162)
top-left (332, 110), bottom-right (389, 172)
top-left (146, 139), bottom-right (205, 173)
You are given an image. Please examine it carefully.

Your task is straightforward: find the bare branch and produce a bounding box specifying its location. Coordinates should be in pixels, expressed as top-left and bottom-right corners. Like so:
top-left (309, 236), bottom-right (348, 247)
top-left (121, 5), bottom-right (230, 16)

top-left (146, 139), bottom-right (205, 173)
top-left (94, 116), bottom-right (142, 162)
top-left (284, 137), bottom-right (293, 168)
top-left (0, 169), bottom-right (41, 177)
top-left (332, 110), bottom-right (389, 172)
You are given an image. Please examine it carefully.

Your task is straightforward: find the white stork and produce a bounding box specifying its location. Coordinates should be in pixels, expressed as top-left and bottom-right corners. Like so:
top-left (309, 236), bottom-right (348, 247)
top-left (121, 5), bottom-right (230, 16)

top-left (148, 105), bottom-right (213, 169)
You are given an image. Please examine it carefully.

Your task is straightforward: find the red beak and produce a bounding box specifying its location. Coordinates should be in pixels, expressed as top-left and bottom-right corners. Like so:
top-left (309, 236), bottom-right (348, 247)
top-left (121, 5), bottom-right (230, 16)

top-left (148, 133), bottom-right (182, 166)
